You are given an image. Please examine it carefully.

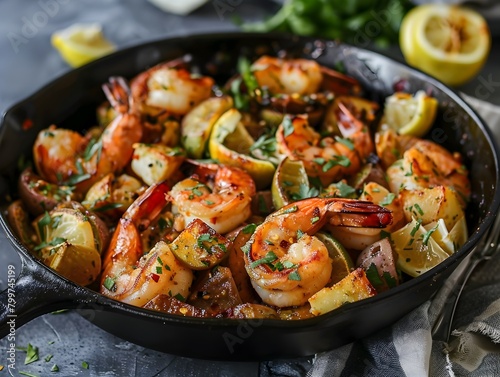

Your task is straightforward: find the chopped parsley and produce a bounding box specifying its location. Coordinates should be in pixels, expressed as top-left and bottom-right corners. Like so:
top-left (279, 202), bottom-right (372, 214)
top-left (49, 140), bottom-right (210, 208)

top-left (103, 276), bottom-right (116, 291)
top-left (288, 270), bottom-right (301, 281)
top-left (250, 251), bottom-right (278, 268)
top-left (242, 223), bottom-right (257, 234)
top-left (24, 343), bottom-right (39, 365)
top-left (282, 116), bottom-right (294, 137)
top-left (334, 136), bottom-right (354, 150)
top-left (379, 193), bottom-right (396, 206)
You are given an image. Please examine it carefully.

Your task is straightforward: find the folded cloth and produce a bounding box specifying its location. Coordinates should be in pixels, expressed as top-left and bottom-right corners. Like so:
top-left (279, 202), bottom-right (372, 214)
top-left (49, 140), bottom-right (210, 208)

top-left (297, 96), bottom-right (500, 377)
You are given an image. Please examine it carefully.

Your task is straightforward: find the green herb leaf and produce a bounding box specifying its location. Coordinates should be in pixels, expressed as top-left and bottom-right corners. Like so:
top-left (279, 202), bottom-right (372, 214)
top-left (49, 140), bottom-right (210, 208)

top-left (282, 116), bottom-right (294, 137)
top-left (82, 361), bottom-right (89, 369)
top-left (288, 270), bottom-right (301, 281)
top-left (334, 136), bottom-right (354, 150)
top-left (365, 263), bottom-right (383, 288)
top-left (51, 364), bottom-right (59, 372)
top-left (242, 223), bottom-right (257, 234)
top-left (103, 276), bottom-right (116, 291)
top-left (250, 251), bottom-right (278, 268)
top-left (379, 193), bottom-right (396, 206)
top-left (24, 343), bottom-right (39, 365)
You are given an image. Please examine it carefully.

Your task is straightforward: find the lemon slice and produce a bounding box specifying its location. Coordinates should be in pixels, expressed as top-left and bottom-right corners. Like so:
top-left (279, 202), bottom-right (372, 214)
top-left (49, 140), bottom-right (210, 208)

top-left (271, 157), bottom-right (309, 209)
top-left (400, 4), bottom-right (491, 86)
top-left (51, 23), bottom-right (116, 67)
top-left (391, 218), bottom-right (450, 277)
top-left (209, 108), bottom-right (275, 189)
top-left (380, 91), bottom-right (438, 137)
top-left (315, 232), bottom-right (353, 285)
top-left (49, 243), bottom-right (101, 286)
top-left (36, 208), bottom-right (97, 252)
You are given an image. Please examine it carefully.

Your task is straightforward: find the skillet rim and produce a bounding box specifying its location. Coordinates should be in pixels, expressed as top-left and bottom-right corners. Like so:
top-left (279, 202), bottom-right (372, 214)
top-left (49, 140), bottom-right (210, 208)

top-left (1, 30), bottom-right (500, 331)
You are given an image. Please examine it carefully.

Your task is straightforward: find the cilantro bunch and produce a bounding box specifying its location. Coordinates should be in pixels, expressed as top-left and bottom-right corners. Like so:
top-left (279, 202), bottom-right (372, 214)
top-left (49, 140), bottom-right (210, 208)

top-left (242, 0), bottom-right (414, 48)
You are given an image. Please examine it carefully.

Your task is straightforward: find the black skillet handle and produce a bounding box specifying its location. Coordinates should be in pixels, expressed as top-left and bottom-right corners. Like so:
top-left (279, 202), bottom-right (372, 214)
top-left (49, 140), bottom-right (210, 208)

top-left (0, 252), bottom-right (91, 338)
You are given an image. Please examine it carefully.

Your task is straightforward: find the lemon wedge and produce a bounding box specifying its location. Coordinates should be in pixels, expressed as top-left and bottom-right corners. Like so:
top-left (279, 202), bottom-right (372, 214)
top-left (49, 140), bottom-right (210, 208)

top-left (400, 4), bottom-right (490, 86)
top-left (380, 91), bottom-right (438, 137)
top-left (391, 218), bottom-right (450, 277)
top-left (209, 108), bottom-right (276, 189)
top-left (51, 23), bottom-right (116, 67)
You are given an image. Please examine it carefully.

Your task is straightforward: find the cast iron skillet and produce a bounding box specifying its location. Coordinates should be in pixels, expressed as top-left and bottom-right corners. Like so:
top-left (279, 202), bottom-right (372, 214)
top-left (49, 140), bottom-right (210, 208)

top-left (0, 32), bottom-right (499, 360)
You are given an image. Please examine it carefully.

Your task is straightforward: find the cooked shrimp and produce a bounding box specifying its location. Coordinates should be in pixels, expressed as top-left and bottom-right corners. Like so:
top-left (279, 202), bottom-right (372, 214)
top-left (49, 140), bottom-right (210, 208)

top-left (131, 61), bottom-right (214, 116)
top-left (251, 55), bottom-right (323, 96)
top-left (169, 163), bottom-right (256, 234)
top-left (276, 112), bottom-right (374, 186)
top-left (385, 135), bottom-right (470, 206)
top-left (244, 197), bottom-right (392, 307)
top-left (33, 77), bottom-right (143, 193)
top-left (101, 181), bottom-right (193, 307)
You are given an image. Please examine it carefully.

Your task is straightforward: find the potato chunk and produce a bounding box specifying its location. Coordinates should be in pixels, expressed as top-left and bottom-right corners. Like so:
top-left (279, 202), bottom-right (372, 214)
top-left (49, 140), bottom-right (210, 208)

top-left (308, 268), bottom-right (376, 316)
top-left (131, 143), bottom-right (185, 186)
top-left (400, 185), bottom-right (464, 230)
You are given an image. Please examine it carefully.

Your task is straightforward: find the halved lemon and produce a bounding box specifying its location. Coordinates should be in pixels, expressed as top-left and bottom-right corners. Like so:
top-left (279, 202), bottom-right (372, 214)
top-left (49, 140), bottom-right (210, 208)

top-left (209, 108), bottom-right (276, 189)
top-left (51, 23), bottom-right (116, 67)
top-left (391, 218), bottom-right (450, 277)
top-left (400, 4), bottom-right (490, 86)
top-left (380, 91), bottom-right (438, 137)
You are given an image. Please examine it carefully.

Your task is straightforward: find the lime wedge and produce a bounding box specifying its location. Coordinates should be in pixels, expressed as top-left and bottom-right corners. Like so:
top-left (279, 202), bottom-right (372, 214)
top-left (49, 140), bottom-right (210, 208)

top-left (181, 96), bottom-right (233, 159)
top-left (271, 157), bottom-right (309, 209)
top-left (316, 232), bottom-right (353, 285)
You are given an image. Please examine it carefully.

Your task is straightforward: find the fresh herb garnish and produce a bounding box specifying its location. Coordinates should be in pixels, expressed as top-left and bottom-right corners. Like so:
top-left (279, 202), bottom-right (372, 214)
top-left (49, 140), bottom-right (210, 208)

top-left (288, 270), bottom-right (301, 281)
top-left (250, 251), bottom-right (278, 268)
top-left (242, 223), bottom-right (257, 234)
top-left (379, 193), bottom-right (396, 206)
top-left (24, 343), bottom-right (39, 365)
top-left (282, 116), bottom-right (294, 137)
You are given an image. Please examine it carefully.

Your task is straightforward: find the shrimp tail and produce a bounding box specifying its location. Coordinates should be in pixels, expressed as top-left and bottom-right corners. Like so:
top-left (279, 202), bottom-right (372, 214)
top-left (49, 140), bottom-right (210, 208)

top-left (328, 199), bottom-right (393, 228)
top-left (102, 76), bottom-right (133, 114)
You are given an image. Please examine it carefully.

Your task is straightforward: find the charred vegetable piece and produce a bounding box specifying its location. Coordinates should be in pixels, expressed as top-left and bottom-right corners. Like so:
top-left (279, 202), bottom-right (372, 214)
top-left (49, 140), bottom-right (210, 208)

top-left (225, 224), bottom-right (260, 304)
top-left (277, 305), bottom-right (315, 320)
top-left (357, 238), bottom-right (399, 292)
top-left (349, 162), bottom-right (389, 191)
top-left (187, 266), bottom-right (242, 315)
top-left (144, 294), bottom-right (209, 318)
top-left (18, 167), bottom-right (78, 216)
top-left (226, 303), bottom-right (279, 319)
top-left (169, 218), bottom-right (231, 270)
top-left (308, 268), bottom-right (376, 316)
top-left (7, 200), bottom-right (37, 248)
